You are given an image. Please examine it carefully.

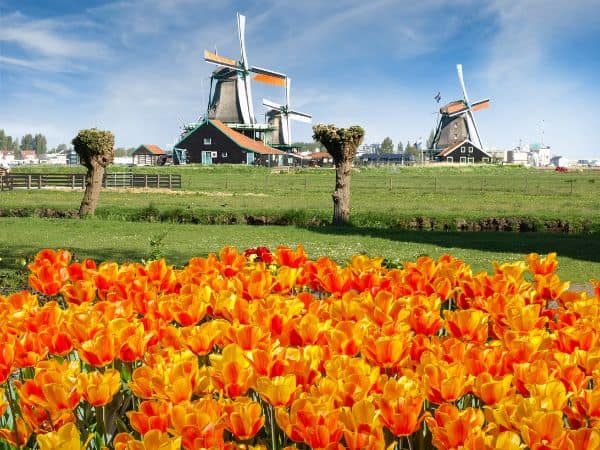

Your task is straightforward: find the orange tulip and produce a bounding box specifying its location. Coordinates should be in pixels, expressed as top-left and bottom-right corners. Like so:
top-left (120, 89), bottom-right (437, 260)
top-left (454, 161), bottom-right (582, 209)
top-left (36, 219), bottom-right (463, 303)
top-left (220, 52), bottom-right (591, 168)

top-left (37, 422), bottom-right (84, 450)
top-left (519, 411), bottom-right (569, 450)
top-left (0, 333), bottom-right (15, 383)
top-left (255, 374), bottom-right (297, 407)
top-left (275, 245), bottom-right (308, 268)
top-left (169, 398), bottom-right (225, 450)
top-left (408, 297), bottom-right (444, 335)
top-left (361, 333), bottom-right (410, 369)
top-left (128, 400), bottom-right (170, 435)
top-left (78, 327), bottom-right (116, 367)
top-left (474, 373), bottom-right (515, 405)
top-left (444, 308), bottom-right (489, 342)
top-left (526, 252), bottom-right (558, 276)
top-left (568, 428), bottom-right (600, 450)
top-left (13, 331), bottom-right (48, 368)
top-left (339, 400), bottom-right (385, 450)
top-left (210, 343), bottom-right (254, 398)
top-left (222, 398), bottom-right (264, 440)
top-left (0, 416), bottom-right (32, 449)
top-left (60, 279), bottom-right (96, 305)
top-left (276, 397), bottom-right (343, 449)
top-left (114, 430), bottom-right (182, 450)
top-left (28, 249), bottom-right (71, 296)
top-left (78, 368), bottom-right (121, 406)
top-left (426, 403), bottom-right (485, 450)
top-left (377, 376), bottom-right (427, 437)
top-left (420, 355), bottom-right (473, 404)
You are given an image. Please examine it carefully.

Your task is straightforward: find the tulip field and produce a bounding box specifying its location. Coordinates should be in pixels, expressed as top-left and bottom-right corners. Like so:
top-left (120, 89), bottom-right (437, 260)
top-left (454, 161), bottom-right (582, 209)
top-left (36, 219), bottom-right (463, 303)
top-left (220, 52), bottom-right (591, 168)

top-left (2, 247), bottom-right (600, 449)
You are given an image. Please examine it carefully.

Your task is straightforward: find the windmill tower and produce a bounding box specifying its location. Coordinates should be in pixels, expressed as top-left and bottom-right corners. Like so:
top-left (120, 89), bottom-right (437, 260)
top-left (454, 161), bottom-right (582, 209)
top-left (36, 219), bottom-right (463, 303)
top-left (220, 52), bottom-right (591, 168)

top-left (432, 64), bottom-right (490, 151)
top-left (263, 78), bottom-right (312, 146)
top-left (204, 13), bottom-right (286, 127)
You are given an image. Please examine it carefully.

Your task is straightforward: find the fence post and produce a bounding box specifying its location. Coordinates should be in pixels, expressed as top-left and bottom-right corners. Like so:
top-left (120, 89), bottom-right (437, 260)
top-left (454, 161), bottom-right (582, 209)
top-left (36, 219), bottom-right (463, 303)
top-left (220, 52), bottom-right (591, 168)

top-left (27, 174), bottom-right (31, 189)
top-left (0, 176), bottom-right (3, 191)
top-left (389, 178), bottom-right (393, 191)
top-left (168, 174), bottom-right (172, 189)
top-left (157, 174), bottom-right (161, 188)
top-left (82, 174), bottom-right (85, 189)
top-left (144, 174), bottom-right (148, 188)
top-left (71, 174), bottom-right (75, 189)
top-left (38, 174), bottom-right (43, 189)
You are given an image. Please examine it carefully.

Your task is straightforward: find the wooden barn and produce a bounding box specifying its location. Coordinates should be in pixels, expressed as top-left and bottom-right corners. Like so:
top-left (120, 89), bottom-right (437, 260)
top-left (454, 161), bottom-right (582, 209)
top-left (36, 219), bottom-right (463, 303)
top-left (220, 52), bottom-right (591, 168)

top-left (436, 139), bottom-right (492, 164)
top-left (173, 119), bottom-right (288, 166)
top-left (132, 144), bottom-right (166, 166)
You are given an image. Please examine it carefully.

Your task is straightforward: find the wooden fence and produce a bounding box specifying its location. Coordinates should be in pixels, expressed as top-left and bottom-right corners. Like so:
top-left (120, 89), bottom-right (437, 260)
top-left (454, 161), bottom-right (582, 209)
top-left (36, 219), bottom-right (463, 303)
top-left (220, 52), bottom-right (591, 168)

top-left (0, 172), bottom-right (181, 191)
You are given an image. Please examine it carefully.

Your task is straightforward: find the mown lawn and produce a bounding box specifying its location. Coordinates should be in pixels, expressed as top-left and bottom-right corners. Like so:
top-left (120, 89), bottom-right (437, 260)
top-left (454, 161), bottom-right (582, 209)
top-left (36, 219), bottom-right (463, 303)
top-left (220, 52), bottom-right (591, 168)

top-left (1, 217), bottom-right (599, 286)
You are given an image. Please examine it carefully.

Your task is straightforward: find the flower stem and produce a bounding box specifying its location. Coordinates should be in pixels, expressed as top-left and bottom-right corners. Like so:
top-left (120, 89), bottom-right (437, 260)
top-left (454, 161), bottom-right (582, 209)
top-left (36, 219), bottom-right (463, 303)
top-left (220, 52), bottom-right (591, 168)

top-left (5, 380), bottom-right (20, 447)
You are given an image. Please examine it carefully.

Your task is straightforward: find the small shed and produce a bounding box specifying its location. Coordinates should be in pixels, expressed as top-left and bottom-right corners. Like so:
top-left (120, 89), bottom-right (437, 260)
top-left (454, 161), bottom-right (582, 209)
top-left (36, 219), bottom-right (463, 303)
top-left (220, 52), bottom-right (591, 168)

top-left (173, 119), bottom-right (287, 166)
top-left (132, 144), bottom-right (166, 166)
top-left (436, 139), bottom-right (492, 164)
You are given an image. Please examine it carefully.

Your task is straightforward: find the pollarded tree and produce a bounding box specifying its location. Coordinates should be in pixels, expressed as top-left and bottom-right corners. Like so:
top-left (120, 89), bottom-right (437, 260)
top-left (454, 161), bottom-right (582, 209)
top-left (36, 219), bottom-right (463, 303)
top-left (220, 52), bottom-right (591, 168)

top-left (72, 128), bottom-right (115, 217)
top-left (313, 124), bottom-right (365, 225)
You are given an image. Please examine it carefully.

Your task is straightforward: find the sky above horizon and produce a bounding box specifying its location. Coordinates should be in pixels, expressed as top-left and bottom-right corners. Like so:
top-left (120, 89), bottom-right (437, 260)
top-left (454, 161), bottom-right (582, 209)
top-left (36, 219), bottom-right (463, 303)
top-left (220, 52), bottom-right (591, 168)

top-left (1, 0), bottom-right (599, 159)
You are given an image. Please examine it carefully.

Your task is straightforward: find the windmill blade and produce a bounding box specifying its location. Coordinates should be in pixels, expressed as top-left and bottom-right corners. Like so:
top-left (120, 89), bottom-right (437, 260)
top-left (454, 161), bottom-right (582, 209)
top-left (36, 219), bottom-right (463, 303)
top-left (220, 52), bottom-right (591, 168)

top-left (282, 113), bottom-right (291, 145)
top-left (285, 77), bottom-right (291, 110)
top-left (465, 110), bottom-right (483, 149)
top-left (236, 74), bottom-right (253, 124)
top-left (446, 102), bottom-right (468, 115)
top-left (237, 13), bottom-right (248, 69)
top-left (204, 50), bottom-right (240, 70)
top-left (262, 98), bottom-right (284, 111)
top-left (250, 65), bottom-right (286, 79)
top-left (456, 64), bottom-right (470, 105)
top-left (254, 73), bottom-right (286, 86)
top-left (288, 111), bottom-right (312, 123)
top-left (471, 98), bottom-right (490, 112)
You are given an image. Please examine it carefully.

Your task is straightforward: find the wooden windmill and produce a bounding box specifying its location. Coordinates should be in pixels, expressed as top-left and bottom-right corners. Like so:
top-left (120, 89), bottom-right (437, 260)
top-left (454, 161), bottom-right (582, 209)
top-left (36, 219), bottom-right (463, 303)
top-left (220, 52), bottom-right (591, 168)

top-left (204, 13), bottom-right (286, 126)
top-left (263, 77), bottom-right (312, 146)
top-left (432, 64), bottom-right (490, 150)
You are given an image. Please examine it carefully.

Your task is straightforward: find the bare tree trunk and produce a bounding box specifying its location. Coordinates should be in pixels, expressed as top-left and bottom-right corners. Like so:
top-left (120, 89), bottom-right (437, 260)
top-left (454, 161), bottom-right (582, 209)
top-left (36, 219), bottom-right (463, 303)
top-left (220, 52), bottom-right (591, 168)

top-left (79, 162), bottom-right (105, 217)
top-left (332, 158), bottom-right (352, 225)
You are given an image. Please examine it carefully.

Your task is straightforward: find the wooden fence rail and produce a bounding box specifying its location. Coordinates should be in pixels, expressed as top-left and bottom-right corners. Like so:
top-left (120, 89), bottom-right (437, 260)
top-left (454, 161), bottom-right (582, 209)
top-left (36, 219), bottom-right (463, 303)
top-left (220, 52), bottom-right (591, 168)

top-left (0, 172), bottom-right (181, 191)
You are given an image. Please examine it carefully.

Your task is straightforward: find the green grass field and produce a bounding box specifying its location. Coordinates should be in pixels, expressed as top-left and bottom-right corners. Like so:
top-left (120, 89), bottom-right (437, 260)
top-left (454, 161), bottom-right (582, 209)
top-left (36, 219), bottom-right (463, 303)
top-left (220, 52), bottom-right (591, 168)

top-left (4, 165), bottom-right (600, 228)
top-left (2, 165), bottom-right (600, 288)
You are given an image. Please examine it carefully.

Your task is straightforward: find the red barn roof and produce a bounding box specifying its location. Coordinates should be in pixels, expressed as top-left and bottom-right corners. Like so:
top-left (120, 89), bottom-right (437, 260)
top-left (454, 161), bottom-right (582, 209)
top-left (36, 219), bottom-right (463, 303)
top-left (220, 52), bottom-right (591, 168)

top-left (209, 120), bottom-right (285, 155)
top-left (137, 144), bottom-right (165, 155)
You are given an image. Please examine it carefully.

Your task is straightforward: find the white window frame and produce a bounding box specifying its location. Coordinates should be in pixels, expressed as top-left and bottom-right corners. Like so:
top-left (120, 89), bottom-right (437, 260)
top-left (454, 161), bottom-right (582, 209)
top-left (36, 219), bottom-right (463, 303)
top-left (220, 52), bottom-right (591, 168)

top-left (467, 157), bottom-right (475, 164)
top-left (211, 151), bottom-right (217, 158)
top-left (221, 151), bottom-right (228, 158)
top-left (482, 157), bottom-right (490, 163)
top-left (460, 156), bottom-right (467, 164)
top-left (203, 137), bottom-right (212, 145)
top-left (461, 146), bottom-right (466, 153)
top-left (468, 146), bottom-right (474, 153)
top-left (447, 156), bottom-right (453, 163)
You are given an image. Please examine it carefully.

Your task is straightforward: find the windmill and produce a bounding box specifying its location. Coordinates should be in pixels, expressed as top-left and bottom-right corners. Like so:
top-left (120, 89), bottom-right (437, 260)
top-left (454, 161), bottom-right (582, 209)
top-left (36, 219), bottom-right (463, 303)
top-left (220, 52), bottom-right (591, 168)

top-left (263, 77), bottom-right (312, 146)
top-left (432, 64), bottom-right (490, 150)
top-left (204, 13), bottom-right (286, 125)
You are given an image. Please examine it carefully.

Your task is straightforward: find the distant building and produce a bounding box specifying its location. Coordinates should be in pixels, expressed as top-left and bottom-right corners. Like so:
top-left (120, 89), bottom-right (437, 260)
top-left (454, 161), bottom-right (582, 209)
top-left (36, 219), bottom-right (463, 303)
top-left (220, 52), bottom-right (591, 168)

top-left (132, 144), bottom-right (166, 166)
top-left (173, 119), bottom-right (287, 166)
top-left (436, 139), bottom-right (492, 163)
top-left (506, 148), bottom-right (529, 165)
top-left (1, 151), bottom-right (15, 164)
top-left (550, 156), bottom-right (569, 167)
top-left (21, 150), bottom-right (38, 164)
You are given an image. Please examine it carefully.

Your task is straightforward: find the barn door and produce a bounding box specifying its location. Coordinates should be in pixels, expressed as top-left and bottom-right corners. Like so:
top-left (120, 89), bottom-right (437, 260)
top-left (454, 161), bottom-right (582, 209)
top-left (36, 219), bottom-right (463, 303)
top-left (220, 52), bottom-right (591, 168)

top-left (246, 152), bottom-right (254, 165)
top-left (202, 151), bottom-right (213, 165)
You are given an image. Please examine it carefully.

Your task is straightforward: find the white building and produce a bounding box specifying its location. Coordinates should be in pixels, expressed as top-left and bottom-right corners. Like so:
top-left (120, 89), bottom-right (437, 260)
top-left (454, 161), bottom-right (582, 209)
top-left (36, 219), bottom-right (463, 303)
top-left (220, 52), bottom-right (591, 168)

top-left (550, 156), bottom-right (569, 167)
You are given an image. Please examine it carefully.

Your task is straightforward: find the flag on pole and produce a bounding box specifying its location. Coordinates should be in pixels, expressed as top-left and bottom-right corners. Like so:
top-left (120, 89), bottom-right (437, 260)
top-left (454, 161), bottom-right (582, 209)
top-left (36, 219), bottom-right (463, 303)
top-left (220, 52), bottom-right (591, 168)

top-left (434, 92), bottom-right (441, 103)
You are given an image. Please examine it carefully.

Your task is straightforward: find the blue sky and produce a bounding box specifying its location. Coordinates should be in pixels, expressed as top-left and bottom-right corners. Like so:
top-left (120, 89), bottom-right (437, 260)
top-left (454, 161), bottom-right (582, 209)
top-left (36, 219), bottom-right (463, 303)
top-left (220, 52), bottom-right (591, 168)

top-left (1, 0), bottom-right (599, 158)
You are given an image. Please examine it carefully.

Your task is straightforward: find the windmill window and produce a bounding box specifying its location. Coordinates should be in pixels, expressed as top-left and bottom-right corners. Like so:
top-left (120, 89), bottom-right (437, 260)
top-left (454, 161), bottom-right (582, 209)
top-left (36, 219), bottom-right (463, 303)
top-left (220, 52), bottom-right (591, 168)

top-left (447, 157), bottom-right (453, 163)
top-left (482, 157), bottom-right (490, 163)
top-left (468, 146), bottom-right (474, 153)
top-left (203, 138), bottom-right (212, 145)
top-left (461, 146), bottom-right (466, 153)
top-left (221, 152), bottom-right (228, 158)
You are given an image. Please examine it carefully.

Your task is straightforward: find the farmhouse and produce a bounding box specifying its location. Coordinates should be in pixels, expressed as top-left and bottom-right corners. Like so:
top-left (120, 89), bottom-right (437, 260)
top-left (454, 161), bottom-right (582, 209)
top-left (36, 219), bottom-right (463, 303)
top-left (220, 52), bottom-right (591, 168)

top-left (132, 144), bottom-right (166, 166)
top-left (436, 139), bottom-right (492, 164)
top-left (173, 119), bottom-right (288, 166)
